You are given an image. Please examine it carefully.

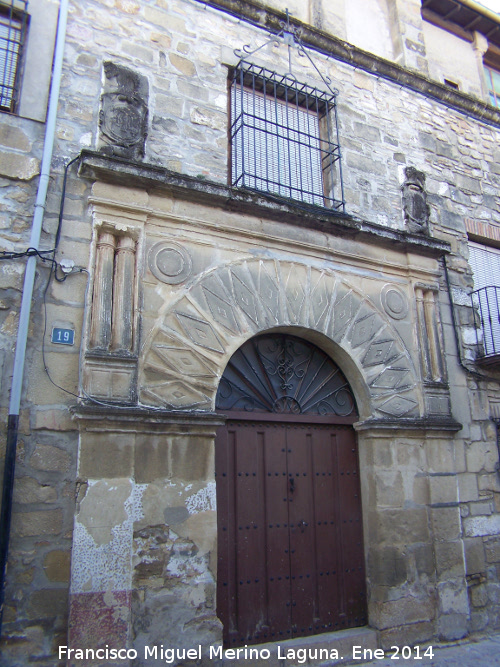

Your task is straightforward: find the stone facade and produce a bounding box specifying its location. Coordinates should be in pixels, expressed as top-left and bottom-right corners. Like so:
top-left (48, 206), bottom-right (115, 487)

top-left (2, 0), bottom-right (500, 664)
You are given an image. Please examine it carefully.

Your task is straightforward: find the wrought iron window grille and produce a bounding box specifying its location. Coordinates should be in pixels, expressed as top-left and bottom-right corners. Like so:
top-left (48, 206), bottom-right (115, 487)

top-left (230, 11), bottom-right (345, 214)
top-left (0, 0), bottom-right (28, 114)
top-left (472, 285), bottom-right (500, 359)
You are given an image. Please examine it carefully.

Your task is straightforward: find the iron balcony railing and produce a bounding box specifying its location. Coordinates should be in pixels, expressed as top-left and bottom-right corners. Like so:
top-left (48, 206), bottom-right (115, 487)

top-left (472, 285), bottom-right (500, 358)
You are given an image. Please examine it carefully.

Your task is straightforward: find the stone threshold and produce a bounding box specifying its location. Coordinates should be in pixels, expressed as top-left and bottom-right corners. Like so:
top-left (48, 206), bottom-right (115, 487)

top-left (220, 627), bottom-right (378, 667)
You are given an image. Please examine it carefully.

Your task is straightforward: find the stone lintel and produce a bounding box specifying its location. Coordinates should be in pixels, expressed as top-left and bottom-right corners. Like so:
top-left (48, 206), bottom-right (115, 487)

top-left (355, 417), bottom-right (463, 433)
top-left (196, 0), bottom-right (500, 129)
top-left (71, 403), bottom-right (225, 434)
top-left (78, 151), bottom-right (451, 258)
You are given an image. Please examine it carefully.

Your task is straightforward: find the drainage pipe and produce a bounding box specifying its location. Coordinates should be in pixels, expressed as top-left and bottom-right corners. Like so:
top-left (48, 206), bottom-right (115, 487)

top-left (0, 0), bottom-right (70, 634)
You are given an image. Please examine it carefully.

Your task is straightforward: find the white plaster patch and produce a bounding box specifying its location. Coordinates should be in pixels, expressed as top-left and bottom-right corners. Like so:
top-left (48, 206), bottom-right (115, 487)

top-left (166, 551), bottom-right (209, 582)
top-left (71, 480), bottom-right (146, 594)
top-left (185, 482), bottom-right (216, 514)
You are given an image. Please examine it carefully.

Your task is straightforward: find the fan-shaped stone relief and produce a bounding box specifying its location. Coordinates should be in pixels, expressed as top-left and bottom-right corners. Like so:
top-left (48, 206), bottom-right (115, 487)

top-left (139, 258), bottom-right (420, 418)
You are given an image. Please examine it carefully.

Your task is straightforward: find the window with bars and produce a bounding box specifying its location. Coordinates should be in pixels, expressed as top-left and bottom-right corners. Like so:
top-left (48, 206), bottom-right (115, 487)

top-left (469, 241), bottom-right (500, 357)
top-left (230, 63), bottom-right (345, 212)
top-left (0, 1), bottom-right (28, 114)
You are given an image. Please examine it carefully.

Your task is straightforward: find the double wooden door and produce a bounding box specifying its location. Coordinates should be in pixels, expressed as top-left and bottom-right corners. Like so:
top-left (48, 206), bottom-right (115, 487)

top-left (216, 417), bottom-right (366, 647)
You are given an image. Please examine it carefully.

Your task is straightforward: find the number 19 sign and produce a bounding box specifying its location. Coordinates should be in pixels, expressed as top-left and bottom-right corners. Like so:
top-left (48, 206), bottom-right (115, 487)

top-left (51, 327), bottom-right (75, 346)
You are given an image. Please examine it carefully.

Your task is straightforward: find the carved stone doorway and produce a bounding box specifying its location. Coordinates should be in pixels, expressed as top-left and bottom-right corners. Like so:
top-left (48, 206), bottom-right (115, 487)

top-left (215, 334), bottom-right (367, 647)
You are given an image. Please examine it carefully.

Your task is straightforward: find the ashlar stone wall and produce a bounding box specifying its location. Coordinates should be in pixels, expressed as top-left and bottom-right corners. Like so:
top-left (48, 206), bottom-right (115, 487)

top-left (2, 0), bottom-right (500, 662)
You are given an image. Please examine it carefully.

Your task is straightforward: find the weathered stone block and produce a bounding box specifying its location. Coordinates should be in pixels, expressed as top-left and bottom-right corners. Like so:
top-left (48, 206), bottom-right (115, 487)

top-left (30, 443), bottom-right (71, 473)
top-left (79, 432), bottom-right (134, 478)
top-left (12, 509), bottom-right (63, 537)
top-left (412, 475), bottom-right (430, 505)
top-left (430, 506), bottom-right (461, 542)
top-left (0, 150), bottom-right (39, 180)
top-left (92, 181), bottom-right (149, 206)
top-left (425, 440), bottom-right (456, 473)
top-left (373, 470), bottom-right (404, 507)
top-left (456, 173), bottom-right (482, 195)
top-left (171, 437), bottom-right (214, 482)
top-left (372, 596), bottom-right (436, 630)
top-left (436, 612), bottom-right (468, 641)
top-left (43, 550), bottom-right (71, 583)
top-left (470, 608), bottom-right (489, 632)
top-left (33, 408), bottom-right (76, 432)
top-left (368, 547), bottom-right (407, 586)
top-left (485, 537), bottom-right (500, 564)
top-left (470, 583), bottom-right (488, 607)
top-left (464, 537), bottom-right (486, 575)
top-left (437, 579), bottom-right (469, 615)
top-left (466, 440), bottom-right (498, 473)
top-left (0, 124), bottom-right (32, 151)
top-left (378, 620), bottom-right (435, 651)
top-left (434, 541), bottom-right (466, 578)
top-left (458, 473), bottom-right (479, 502)
top-left (27, 588), bottom-right (68, 620)
top-left (479, 473), bottom-right (500, 494)
top-left (429, 475), bottom-right (458, 505)
top-left (170, 53), bottom-right (196, 77)
top-left (13, 476), bottom-right (58, 503)
top-left (470, 501), bottom-right (493, 516)
top-left (368, 508), bottom-right (430, 546)
top-left (134, 437), bottom-right (172, 483)
top-left (464, 514), bottom-right (500, 538)
top-left (412, 544), bottom-right (435, 577)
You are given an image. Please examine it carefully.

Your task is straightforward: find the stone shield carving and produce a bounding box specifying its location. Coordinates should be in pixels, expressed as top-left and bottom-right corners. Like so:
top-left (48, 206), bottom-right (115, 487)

top-left (402, 166), bottom-right (430, 235)
top-left (98, 61), bottom-right (148, 160)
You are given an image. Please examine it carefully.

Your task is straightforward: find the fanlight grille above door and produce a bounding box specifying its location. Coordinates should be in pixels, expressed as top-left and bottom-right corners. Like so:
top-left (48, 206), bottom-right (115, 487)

top-left (216, 333), bottom-right (357, 417)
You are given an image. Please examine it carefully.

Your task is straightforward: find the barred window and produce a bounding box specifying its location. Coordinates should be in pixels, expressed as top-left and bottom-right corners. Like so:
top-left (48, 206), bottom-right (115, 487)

top-left (0, 1), bottom-right (28, 113)
top-left (230, 63), bottom-right (344, 212)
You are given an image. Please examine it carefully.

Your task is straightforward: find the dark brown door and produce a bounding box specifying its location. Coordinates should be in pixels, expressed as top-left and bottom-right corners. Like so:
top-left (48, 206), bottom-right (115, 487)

top-left (216, 417), bottom-right (366, 647)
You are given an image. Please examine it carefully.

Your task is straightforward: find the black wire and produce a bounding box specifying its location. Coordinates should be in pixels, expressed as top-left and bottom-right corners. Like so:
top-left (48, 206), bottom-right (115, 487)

top-left (55, 154), bottom-right (81, 251)
top-left (0, 247), bottom-right (56, 261)
top-left (0, 153), bottom-right (80, 264)
top-left (41, 260), bottom-right (85, 400)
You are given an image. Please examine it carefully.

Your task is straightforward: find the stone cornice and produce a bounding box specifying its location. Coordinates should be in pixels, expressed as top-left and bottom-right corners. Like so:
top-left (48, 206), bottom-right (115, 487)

top-left (71, 403), bottom-right (225, 431)
top-left (78, 150), bottom-right (452, 259)
top-left (195, 0), bottom-right (500, 128)
top-left (355, 417), bottom-right (463, 433)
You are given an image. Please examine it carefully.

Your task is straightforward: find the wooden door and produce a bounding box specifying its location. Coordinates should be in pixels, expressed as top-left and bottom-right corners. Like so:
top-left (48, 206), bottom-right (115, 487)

top-left (216, 418), bottom-right (366, 647)
top-left (215, 334), bottom-right (366, 647)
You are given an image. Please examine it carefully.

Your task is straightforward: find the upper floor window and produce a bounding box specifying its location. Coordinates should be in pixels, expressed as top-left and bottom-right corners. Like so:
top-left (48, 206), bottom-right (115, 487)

top-left (469, 240), bottom-right (500, 358)
top-left (229, 63), bottom-right (345, 213)
top-left (0, 0), bottom-right (28, 114)
top-left (484, 63), bottom-right (500, 108)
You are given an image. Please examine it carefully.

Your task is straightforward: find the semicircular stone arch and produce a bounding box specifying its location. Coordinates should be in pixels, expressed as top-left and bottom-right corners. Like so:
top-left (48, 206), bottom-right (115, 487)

top-left (139, 258), bottom-right (421, 420)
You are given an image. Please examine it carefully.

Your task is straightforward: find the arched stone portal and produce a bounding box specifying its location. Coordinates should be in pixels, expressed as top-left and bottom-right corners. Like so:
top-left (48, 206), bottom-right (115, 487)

top-left (139, 258), bottom-right (421, 421)
top-left (215, 333), bottom-right (367, 646)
